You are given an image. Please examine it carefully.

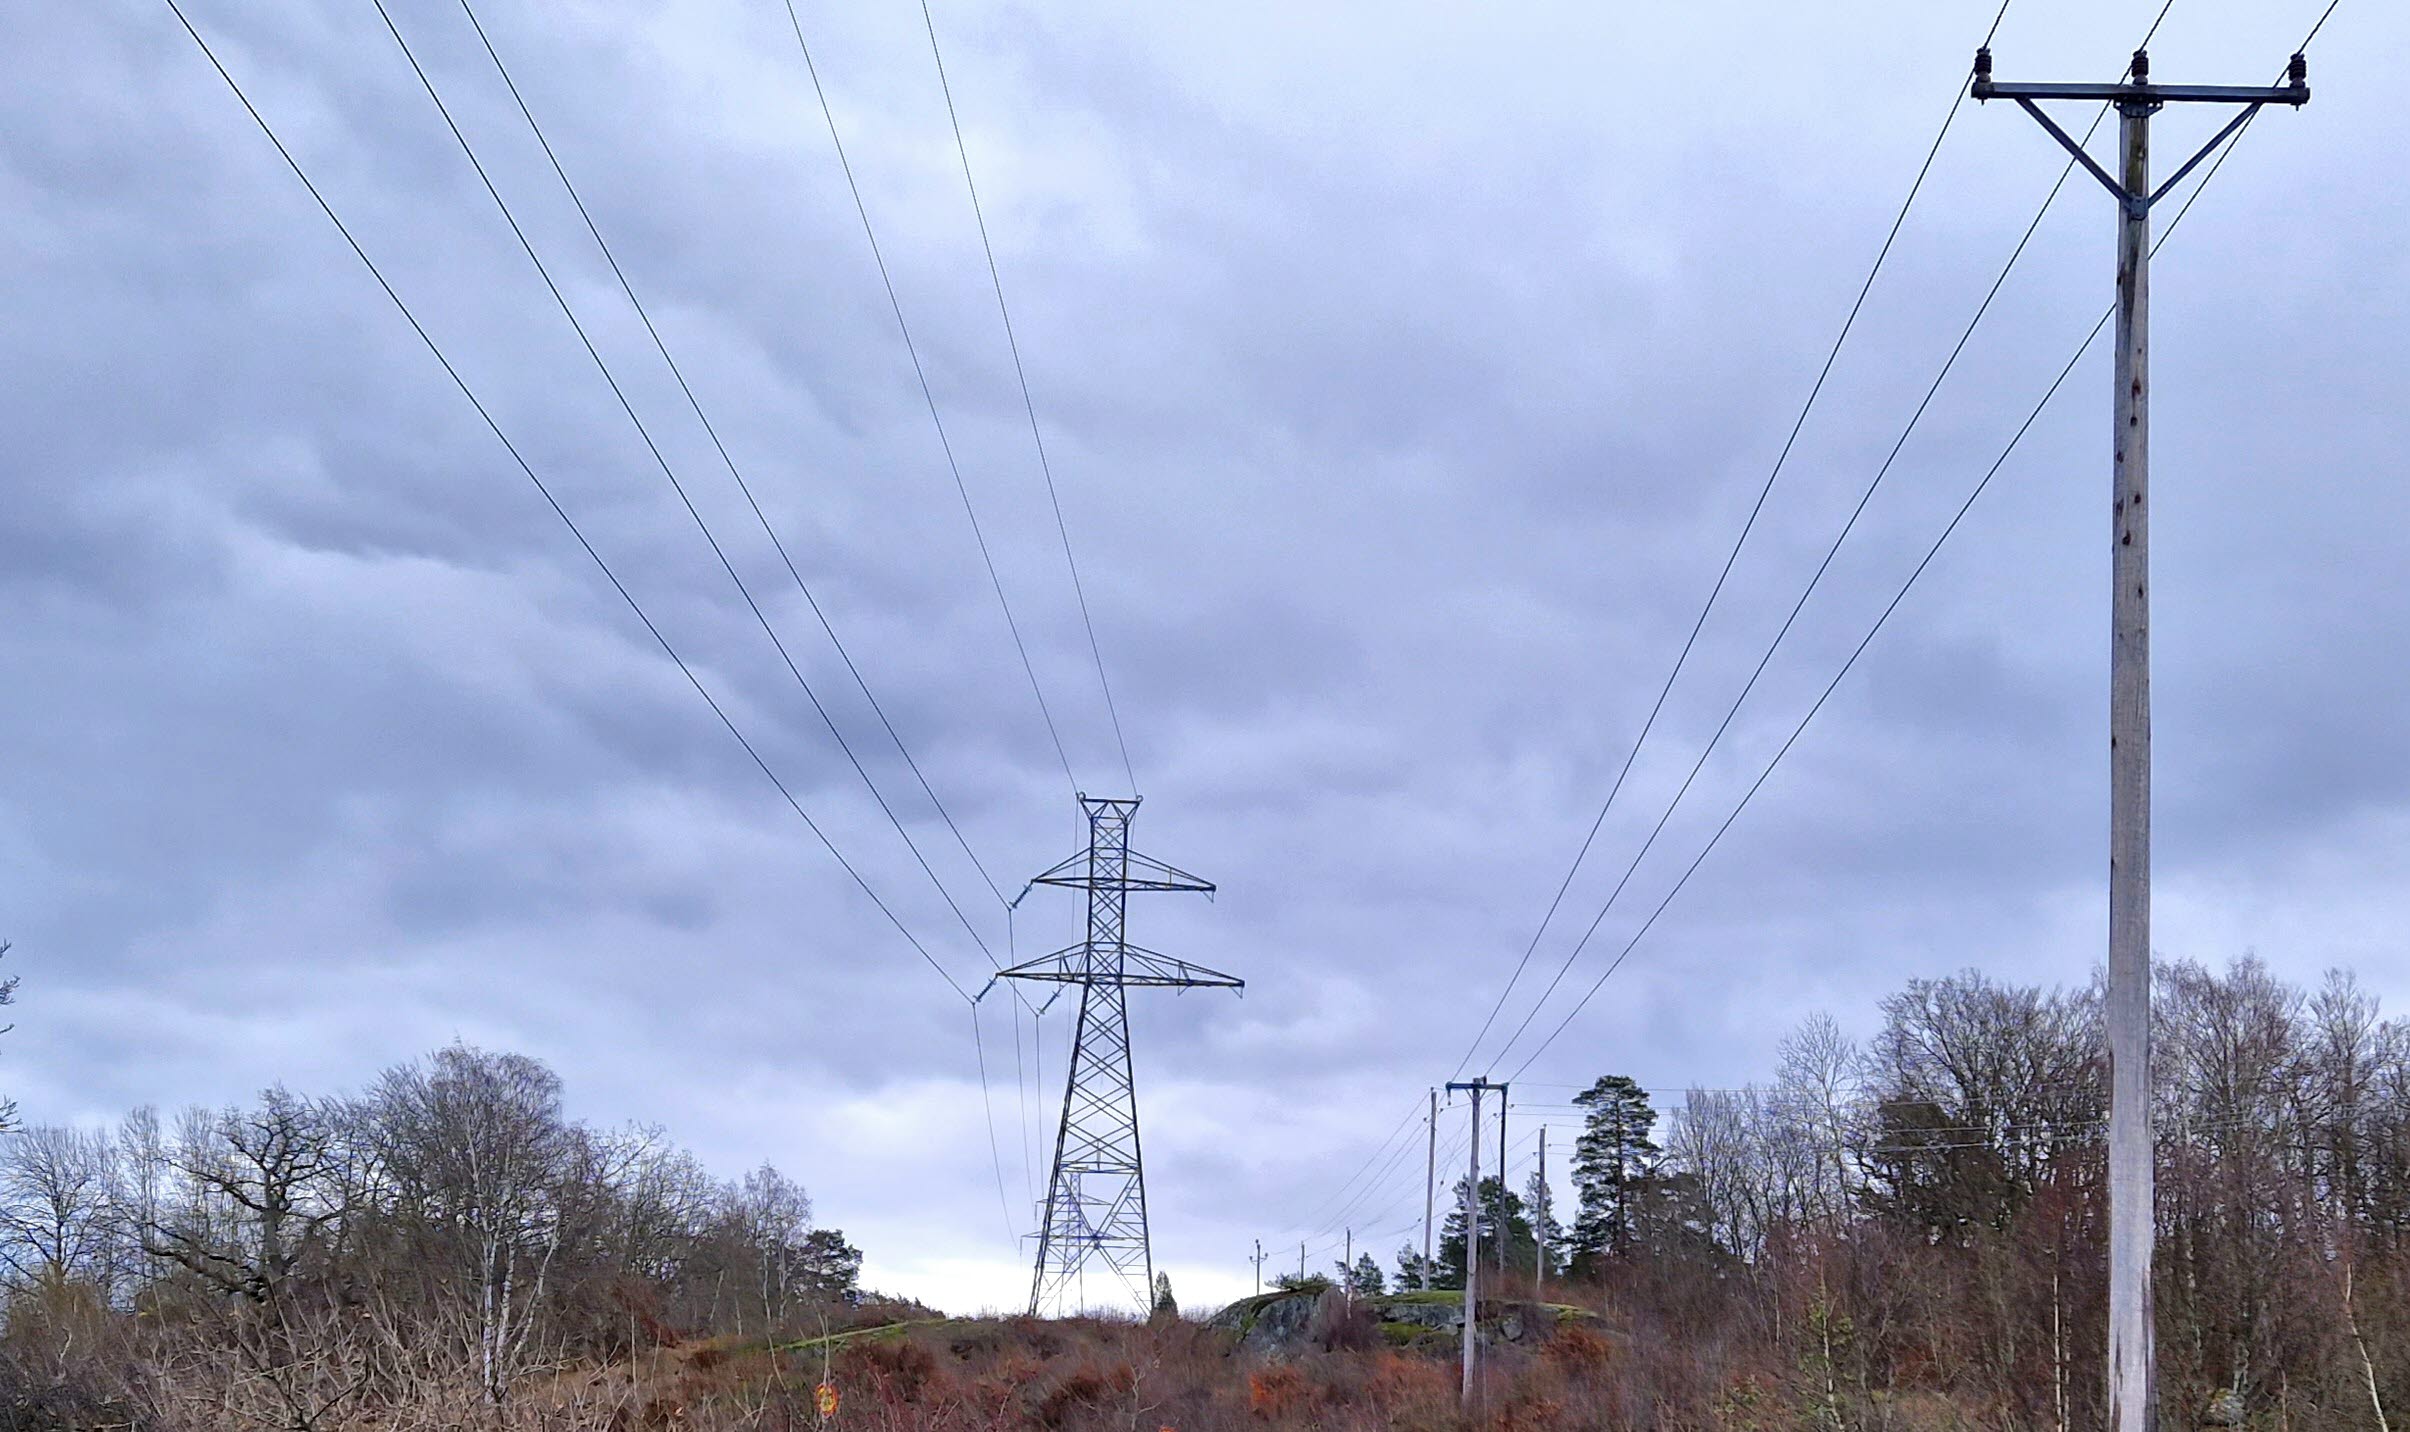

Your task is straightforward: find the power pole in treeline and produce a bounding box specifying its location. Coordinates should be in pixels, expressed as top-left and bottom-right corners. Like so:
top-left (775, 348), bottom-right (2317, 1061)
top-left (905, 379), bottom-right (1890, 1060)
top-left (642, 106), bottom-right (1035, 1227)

top-left (1973, 44), bottom-right (2310, 1432)
top-left (1537, 1127), bottom-right (1549, 1301)
top-left (1251, 1239), bottom-right (1267, 1296)
top-left (1494, 1097), bottom-right (1509, 1279)
top-left (1446, 1076), bottom-right (1503, 1407)
top-left (1423, 1087), bottom-right (1437, 1287)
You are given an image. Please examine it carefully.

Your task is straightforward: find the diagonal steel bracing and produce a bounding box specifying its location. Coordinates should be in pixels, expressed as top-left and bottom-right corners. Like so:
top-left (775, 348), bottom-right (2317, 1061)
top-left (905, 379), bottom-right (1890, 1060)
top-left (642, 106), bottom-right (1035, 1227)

top-left (995, 796), bottom-right (1240, 1316)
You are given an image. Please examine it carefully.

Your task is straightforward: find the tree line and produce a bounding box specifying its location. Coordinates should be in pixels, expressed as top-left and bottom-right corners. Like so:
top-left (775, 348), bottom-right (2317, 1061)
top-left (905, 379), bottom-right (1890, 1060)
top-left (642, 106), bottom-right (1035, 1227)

top-left (0, 1041), bottom-right (866, 1428)
top-left (1372, 958), bottom-right (2409, 1428)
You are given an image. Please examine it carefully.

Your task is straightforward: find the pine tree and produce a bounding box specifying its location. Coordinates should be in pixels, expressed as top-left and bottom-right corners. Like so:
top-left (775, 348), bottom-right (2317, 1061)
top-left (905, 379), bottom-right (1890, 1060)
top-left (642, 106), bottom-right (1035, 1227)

top-left (1524, 1166), bottom-right (1567, 1280)
top-left (1151, 1271), bottom-right (1178, 1320)
top-left (1570, 1074), bottom-right (1661, 1272)
top-left (1393, 1242), bottom-right (1432, 1291)
top-left (1437, 1176), bottom-right (1536, 1287)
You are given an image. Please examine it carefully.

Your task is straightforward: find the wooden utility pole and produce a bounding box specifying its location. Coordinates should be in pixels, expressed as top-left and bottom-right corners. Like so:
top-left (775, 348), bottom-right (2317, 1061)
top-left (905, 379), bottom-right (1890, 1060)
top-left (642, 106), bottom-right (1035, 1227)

top-left (1252, 1238), bottom-right (1267, 1296)
top-left (1446, 1077), bottom-right (1503, 1407)
top-left (1407, 1080), bottom-right (1426, 1282)
top-left (2106, 92), bottom-right (2156, 1432)
top-left (1974, 45), bottom-right (2308, 1432)
top-left (1537, 1127), bottom-right (1549, 1301)
top-left (1462, 1084), bottom-right (1481, 1405)
top-left (1495, 1096), bottom-right (1509, 1279)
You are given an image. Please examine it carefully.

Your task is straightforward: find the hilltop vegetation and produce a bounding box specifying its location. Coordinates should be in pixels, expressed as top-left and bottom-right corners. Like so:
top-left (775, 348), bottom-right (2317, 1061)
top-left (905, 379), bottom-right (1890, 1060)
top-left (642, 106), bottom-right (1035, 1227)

top-left (5, 956), bottom-right (2410, 1428)
top-left (0, 1042), bottom-right (886, 1428)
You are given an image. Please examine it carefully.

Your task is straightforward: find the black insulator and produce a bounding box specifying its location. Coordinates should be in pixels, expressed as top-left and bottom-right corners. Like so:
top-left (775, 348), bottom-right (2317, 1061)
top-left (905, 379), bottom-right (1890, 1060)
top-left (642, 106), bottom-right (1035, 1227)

top-left (1974, 46), bottom-right (1993, 83)
top-left (2131, 48), bottom-right (2150, 82)
top-left (2289, 51), bottom-right (2308, 87)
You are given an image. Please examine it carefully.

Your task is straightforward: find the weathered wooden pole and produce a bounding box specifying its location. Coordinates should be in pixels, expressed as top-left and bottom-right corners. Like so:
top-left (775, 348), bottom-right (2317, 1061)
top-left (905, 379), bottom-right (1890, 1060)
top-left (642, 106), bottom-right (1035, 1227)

top-left (2106, 88), bottom-right (2156, 1432)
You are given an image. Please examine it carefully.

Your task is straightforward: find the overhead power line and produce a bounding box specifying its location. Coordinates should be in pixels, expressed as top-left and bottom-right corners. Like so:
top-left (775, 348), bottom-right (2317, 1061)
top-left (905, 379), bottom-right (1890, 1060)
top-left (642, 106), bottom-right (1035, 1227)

top-left (1502, 83), bottom-right (2301, 1084)
top-left (370, 0), bottom-right (1009, 973)
top-left (458, 0), bottom-right (1014, 911)
top-left (1294, 1094), bottom-right (1427, 1231)
top-left (782, 0), bottom-right (1081, 796)
top-left (448, 0), bottom-right (1042, 1226)
top-left (918, 0), bottom-right (1138, 797)
top-left (1452, 0), bottom-right (2014, 1081)
top-left (1481, 8), bottom-right (2181, 1078)
top-left (158, 0), bottom-right (971, 1005)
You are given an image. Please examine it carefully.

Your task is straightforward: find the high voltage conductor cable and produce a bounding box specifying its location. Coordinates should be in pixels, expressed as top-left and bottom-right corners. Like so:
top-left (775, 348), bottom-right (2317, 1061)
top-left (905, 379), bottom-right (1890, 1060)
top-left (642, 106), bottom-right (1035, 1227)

top-left (1449, 0), bottom-right (2012, 1082)
top-left (1501, 91), bottom-right (2293, 1084)
top-left (918, 0), bottom-right (1138, 796)
top-left (158, 0), bottom-right (971, 1006)
top-left (1480, 16), bottom-right (2178, 1078)
top-left (970, 1002), bottom-right (1019, 1239)
top-left (372, 1), bottom-right (1009, 974)
top-left (458, 0), bottom-right (1013, 911)
top-left (452, 0), bottom-right (1042, 1215)
top-left (782, 0), bottom-right (1081, 796)
top-left (1494, 0), bottom-right (2316, 1081)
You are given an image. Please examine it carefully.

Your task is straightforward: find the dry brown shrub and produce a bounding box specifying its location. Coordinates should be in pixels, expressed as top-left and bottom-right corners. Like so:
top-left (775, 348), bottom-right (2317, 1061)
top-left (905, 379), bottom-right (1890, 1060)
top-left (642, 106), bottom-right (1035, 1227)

top-left (1032, 1356), bottom-right (1133, 1427)
top-left (1247, 1363), bottom-right (1309, 1421)
top-left (838, 1334), bottom-right (944, 1402)
top-left (1543, 1320), bottom-right (1615, 1368)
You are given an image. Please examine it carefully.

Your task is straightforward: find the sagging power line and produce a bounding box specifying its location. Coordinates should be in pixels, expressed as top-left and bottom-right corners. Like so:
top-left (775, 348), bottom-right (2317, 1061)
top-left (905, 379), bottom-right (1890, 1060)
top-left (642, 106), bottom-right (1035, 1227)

top-left (158, 0), bottom-right (974, 1010)
top-left (1451, 0), bottom-right (2020, 1084)
top-left (782, 1), bottom-right (1083, 797)
top-left (1479, 7), bottom-right (2186, 1081)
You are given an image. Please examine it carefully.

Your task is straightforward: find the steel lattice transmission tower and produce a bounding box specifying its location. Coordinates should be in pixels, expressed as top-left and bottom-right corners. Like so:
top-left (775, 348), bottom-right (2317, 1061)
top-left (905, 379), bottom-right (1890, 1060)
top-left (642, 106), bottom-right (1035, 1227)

top-left (997, 795), bottom-right (1240, 1316)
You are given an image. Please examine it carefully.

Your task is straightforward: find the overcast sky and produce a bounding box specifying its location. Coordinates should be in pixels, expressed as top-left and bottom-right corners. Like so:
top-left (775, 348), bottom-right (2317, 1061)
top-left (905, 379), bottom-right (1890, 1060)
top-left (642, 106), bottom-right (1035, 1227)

top-left (3, 0), bottom-right (2403, 1314)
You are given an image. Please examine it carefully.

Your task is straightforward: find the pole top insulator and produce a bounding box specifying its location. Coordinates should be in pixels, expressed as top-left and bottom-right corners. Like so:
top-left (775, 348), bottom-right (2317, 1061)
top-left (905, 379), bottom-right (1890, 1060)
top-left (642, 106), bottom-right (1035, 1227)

top-left (1974, 46), bottom-right (1992, 82)
top-left (2288, 51), bottom-right (2308, 88)
top-left (2130, 48), bottom-right (2150, 83)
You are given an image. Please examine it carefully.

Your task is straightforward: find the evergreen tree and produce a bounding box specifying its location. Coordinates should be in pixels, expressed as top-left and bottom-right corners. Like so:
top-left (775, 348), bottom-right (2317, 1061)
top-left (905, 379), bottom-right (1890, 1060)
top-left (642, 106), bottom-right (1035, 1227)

top-left (1151, 1271), bottom-right (1178, 1320)
top-left (1393, 1242), bottom-right (1432, 1291)
top-left (1570, 1074), bottom-right (1661, 1271)
top-left (1347, 1252), bottom-right (1385, 1296)
top-left (1524, 1166), bottom-right (1568, 1280)
top-left (1437, 1176), bottom-right (1536, 1287)
top-left (796, 1227), bottom-right (864, 1305)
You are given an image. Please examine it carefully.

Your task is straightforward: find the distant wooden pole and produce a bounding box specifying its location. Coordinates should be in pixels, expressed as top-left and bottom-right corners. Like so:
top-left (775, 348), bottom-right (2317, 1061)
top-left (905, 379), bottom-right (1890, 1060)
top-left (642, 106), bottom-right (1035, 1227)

top-left (1424, 1087), bottom-right (1437, 1287)
top-left (1495, 1095), bottom-right (1509, 1278)
top-left (1463, 1082), bottom-right (1481, 1405)
top-left (2106, 92), bottom-right (2156, 1432)
top-left (1537, 1127), bottom-right (1549, 1300)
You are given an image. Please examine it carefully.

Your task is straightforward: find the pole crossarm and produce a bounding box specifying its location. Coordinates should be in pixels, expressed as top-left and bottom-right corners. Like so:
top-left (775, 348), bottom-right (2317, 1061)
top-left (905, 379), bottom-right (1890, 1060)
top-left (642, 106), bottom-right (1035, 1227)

top-left (1973, 48), bottom-right (2309, 216)
top-left (1974, 79), bottom-right (2307, 105)
top-left (998, 943), bottom-right (1244, 991)
top-left (1029, 848), bottom-right (1214, 895)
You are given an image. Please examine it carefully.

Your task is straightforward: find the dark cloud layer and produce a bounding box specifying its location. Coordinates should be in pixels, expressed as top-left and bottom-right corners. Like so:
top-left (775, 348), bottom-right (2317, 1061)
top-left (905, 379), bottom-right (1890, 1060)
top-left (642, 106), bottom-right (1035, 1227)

top-left (3, 0), bottom-right (2404, 1310)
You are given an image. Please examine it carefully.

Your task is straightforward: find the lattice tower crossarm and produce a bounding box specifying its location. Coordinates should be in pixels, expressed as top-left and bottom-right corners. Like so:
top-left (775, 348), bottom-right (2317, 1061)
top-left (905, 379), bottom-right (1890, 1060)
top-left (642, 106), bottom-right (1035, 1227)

top-left (994, 796), bottom-right (1240, 1316)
